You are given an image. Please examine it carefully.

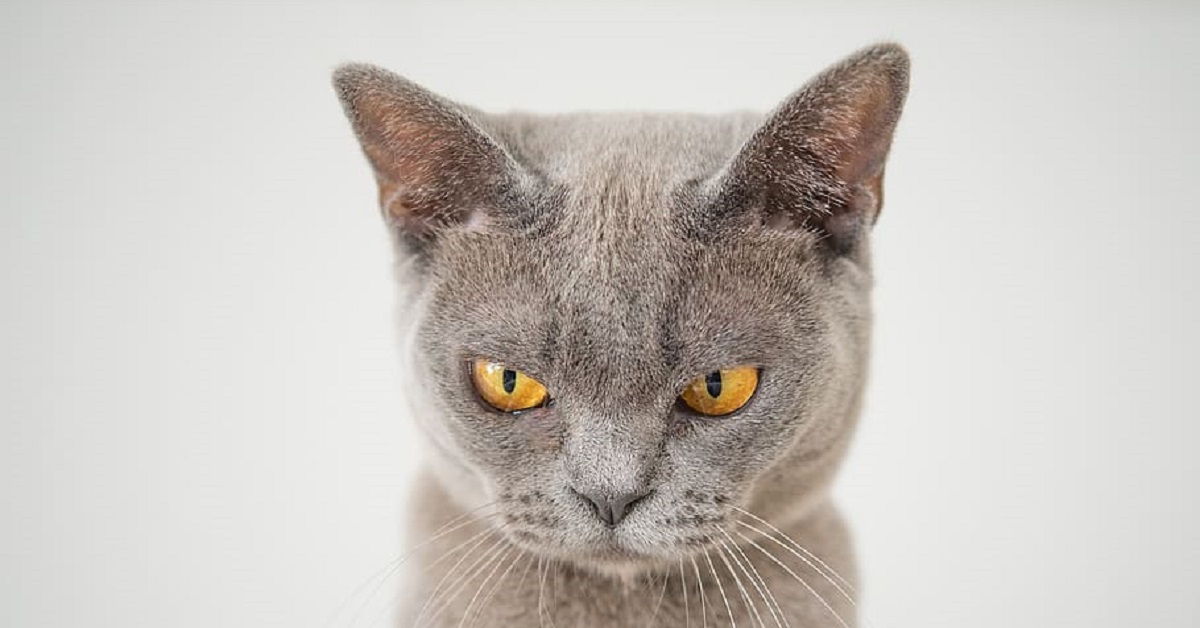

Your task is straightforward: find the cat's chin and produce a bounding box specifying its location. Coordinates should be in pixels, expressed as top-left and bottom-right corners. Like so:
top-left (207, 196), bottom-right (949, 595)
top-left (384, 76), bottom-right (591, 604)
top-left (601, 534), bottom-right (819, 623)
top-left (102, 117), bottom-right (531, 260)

top-left (519, 538), bottom-right (705, 582)
top-left (553, 548), bottom-right (676, 582)
top-left (579, 556), bottom-right (665, 582)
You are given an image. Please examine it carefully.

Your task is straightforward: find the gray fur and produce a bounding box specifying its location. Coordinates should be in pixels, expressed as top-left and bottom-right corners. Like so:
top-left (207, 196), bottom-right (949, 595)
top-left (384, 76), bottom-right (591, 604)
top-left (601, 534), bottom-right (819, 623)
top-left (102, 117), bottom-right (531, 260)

top-left (333, 43), bottom-right (909, 627)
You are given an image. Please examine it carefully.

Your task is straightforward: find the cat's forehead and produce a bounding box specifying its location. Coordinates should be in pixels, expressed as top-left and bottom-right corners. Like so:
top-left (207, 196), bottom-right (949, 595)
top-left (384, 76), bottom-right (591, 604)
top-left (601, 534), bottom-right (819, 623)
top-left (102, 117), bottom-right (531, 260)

top-left (478, 112), bottom-right (767, 275)
top-left (427, 110), bottom-right (836, 387)
top-left (433, 113), bottom-right (825, 367)
top-left (485, 111), bottom-right (762, 188)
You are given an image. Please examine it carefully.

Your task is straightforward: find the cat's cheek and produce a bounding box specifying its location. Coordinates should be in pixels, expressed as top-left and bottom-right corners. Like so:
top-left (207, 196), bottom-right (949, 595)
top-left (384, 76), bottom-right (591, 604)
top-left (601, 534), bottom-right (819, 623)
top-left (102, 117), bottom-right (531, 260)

top-left (450, 409), bottom-right (558, 461)
top-left (509, 407), bottom-right (565, 454)
top-left (665, 412), bottom-right (703, 439)
top-left (672, 404), bottom-right (808, 493)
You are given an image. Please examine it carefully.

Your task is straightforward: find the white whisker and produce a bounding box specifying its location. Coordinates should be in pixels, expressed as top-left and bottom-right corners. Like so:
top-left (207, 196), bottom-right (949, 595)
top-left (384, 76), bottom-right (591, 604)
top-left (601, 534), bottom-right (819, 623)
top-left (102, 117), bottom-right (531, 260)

top-left (644, 571), bottom-right (670, 628)
top-left (703, 547), bottom-right (737, 628)
top-left (484, 552), bottom-right (534, 621)
top-left (457, 545), bottom-right (515, 628)
top-left (734, 520), bottom-right (857, 609)
top-left (735, 530), bottom-right (850, 628)
top-left (718, 528), bottom-right (788, 628)
top-left (413, 533), bottom-right (507, 627)
top-left (474, 551), bottom-right (531, 626)
top-left (400, 529), bottom-right (495, 627)
top-left (689, 554), bottom-right (710, 628)
top-left (537, 558), bottom-right (547, 628)
top-left (716, 538), bottom-right (766, 628)
top-left (680, 558), bottom-right (691, 628)
top-left (332, 505), bottom-right (499, 628)
top-left (367, 526), bottom-right (499, 628)
top-left (729, 506), bottom-right (856, 595)
top-left (513, 550), bottom-right (537, 597)
top-left (537, 557), bottom-right (562, 628)
top-left (548, 558), bottom-right (561, 628)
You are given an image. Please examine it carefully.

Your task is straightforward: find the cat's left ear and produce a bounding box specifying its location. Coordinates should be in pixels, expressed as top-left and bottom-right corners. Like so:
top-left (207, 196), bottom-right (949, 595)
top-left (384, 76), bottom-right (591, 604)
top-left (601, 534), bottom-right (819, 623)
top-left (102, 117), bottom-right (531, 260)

top-left (333, 64), bottom-right (522, 250)
top-left (716, 43), bottom-right (909, 255)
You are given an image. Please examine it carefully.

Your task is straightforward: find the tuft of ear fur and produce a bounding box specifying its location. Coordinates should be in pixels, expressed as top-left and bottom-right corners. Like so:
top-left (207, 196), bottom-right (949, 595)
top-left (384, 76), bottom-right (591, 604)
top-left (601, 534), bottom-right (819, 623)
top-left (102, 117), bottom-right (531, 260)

top-left (718, 43), bottom-right (910, 255)
top-left (332, 64), bottom-right (520, 248)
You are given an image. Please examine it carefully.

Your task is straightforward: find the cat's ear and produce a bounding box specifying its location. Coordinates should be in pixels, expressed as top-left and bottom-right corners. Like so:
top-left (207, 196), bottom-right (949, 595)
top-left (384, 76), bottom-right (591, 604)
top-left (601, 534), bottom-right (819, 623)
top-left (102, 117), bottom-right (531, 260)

top-left (717, 43), bottom-right (909, 255)
top-left (332, 64), bottom-right (520, 247)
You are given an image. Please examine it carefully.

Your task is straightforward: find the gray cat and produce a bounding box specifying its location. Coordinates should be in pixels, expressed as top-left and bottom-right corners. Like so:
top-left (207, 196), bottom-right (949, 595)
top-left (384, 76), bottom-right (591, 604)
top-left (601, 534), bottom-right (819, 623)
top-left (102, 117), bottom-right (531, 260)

top-left (333, 43), bottom-right (909, 628)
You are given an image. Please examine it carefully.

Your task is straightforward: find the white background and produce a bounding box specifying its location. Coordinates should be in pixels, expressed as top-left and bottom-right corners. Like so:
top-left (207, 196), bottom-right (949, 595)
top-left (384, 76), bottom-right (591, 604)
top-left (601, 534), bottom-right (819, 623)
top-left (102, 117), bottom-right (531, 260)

top-left (3, 1), bottom-right (1198, 627)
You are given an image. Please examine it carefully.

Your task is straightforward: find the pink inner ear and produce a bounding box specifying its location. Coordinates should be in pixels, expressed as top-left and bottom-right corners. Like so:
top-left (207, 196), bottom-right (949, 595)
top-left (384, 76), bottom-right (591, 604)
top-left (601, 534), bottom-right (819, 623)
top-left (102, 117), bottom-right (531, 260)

top-left (826, 78), bottom-right (901, 224)
top-left (335, 64), bottom-right (517, 241)
top-left (719, 45), bottom-right (907, 253)
top-left (376, 178), bottom-right (413, 227)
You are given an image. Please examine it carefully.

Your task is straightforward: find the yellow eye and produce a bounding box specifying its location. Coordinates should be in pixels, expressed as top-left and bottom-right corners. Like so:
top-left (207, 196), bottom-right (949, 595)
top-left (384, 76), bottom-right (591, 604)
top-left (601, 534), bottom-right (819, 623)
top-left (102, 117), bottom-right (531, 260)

top-left (679, 366), bottom-right (759, 416)
top-left (469, 359), bottom-right (549, 413)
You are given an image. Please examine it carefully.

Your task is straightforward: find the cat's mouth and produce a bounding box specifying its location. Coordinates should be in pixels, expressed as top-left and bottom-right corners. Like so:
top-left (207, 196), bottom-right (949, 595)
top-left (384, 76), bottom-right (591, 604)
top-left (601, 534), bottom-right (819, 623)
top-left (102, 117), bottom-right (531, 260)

top-left (494, 485), bottom-right (736, 574)
top-left (502, 517), bottom-right (727, 574)
top-left (558, 536), bottom-right (733, 581)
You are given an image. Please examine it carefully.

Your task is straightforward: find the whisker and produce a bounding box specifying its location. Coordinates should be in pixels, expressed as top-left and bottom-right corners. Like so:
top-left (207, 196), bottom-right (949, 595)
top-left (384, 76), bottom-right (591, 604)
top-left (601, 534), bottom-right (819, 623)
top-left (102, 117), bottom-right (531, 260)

top-left (735, 530), bottom-right (850, 628)
top-left (729, 506), bottom-right (856, 594)
top-left (716, 538), bottom-right (766, 628)
top-left (644, 571), bottom-right (670, 628)
top-left (513, 550), bottom-right (537, 598)
top-left (680, 558), bottom-right (691, 628)
top-left (394, 529), bottom-right (495, 628)
top-left (548, 558), bottom-right (561, 628)
top-left (689, 554), bottom-right (710, 628)
top-left (537, 558), bottom-right (546, 628)
top-left (734, 520), bottom-right (857, 609)
top-left (412, 533), bottom-right (507, 627)
top-left (703, 546), bottom-right (737, 628)
top-left (718, 528), bottom-right (788, 628)
top-left (330, 504), bottom-right (499, 628)
top-left (537, 557), bottom-right (562, 628)
top-left (457, 544), bottom-right (515, 628)
top-left (366, 526), bottom-right (499, 628)
top-left (469, 550), bottom-right (532, 628)
top-left (424, 536), bottom-right (513, 628)
top-left (471, 551), bottom-right (533, 628)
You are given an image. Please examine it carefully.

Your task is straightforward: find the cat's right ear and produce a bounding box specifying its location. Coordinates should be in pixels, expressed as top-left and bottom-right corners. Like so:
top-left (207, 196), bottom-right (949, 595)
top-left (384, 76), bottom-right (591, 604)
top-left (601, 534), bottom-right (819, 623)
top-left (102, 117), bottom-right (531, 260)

top-left (710, 44), bottom-right (909, 256)
top-left (332, 64), bottom-right (519, 248)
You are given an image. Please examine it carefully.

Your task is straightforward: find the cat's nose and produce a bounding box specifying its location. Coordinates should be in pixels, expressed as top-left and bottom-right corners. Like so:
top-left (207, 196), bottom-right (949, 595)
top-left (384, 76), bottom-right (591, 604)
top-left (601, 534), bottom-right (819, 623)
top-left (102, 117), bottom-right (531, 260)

top-left (574, 488), bottom-right (651, 526)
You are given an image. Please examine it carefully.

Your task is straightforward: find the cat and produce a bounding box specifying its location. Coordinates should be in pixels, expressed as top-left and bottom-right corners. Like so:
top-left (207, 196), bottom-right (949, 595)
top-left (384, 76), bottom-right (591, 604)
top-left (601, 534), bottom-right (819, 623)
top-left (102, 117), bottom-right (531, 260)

top-left (332, 43), bottom-right (908, 628)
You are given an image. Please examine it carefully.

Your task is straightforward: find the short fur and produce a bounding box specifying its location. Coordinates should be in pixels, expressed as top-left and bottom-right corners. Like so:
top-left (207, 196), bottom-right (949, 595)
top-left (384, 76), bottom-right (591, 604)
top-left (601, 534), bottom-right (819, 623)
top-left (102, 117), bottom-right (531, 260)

top-left (333, 43), bottom-right (909, 627)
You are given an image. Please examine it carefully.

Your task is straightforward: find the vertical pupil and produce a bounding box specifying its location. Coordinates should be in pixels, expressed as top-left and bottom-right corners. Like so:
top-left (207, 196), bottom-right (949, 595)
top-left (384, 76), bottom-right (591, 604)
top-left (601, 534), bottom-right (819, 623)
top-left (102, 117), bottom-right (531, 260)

top-left (502, 369), bottom-right (517, 394)
top-left (705, 371), bottom-right (722, 398)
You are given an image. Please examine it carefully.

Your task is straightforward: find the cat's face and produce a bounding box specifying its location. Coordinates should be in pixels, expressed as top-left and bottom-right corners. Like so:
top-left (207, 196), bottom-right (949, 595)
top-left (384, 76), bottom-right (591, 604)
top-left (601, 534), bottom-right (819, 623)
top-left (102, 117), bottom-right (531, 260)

top-left (334, 45), bottom-right (907, 576)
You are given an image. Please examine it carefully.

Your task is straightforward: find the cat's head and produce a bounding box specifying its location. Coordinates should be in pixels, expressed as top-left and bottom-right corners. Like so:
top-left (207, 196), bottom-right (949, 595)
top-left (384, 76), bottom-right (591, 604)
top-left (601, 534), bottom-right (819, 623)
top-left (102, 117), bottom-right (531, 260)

top-left (334, 44), bottom-right (908, 576)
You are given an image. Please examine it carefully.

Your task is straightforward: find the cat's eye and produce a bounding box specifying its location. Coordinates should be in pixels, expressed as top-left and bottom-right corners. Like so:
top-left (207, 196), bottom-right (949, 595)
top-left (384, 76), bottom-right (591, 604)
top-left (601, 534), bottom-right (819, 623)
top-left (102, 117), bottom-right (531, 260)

top-left (469, 359), bottom-right (550, 413)
top-left (678, 366), bottom-right (759, 417)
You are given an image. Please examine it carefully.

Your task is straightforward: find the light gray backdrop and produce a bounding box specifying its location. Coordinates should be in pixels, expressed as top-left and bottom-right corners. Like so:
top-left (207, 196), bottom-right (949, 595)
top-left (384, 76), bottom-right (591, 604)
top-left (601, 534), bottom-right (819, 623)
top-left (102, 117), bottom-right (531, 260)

top-left (2, 1), bottom-right (1197, 627)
